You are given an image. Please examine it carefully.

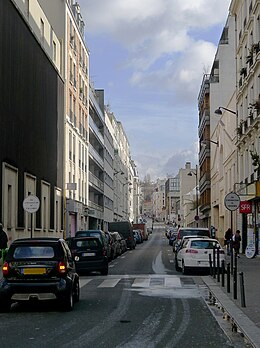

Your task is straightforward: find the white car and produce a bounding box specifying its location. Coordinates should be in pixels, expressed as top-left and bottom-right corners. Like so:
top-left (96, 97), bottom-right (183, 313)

top-left (175, 238), bottom-right (225, 274)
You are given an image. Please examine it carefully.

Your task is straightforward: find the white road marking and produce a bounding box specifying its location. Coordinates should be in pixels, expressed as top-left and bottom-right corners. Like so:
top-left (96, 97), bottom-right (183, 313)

top-left (132, 278), bottom-right (150, 288)
top-left (98, 279), bottom-right (121, 288)
top-left (79, 279), bottom-right (92, 288)
top-left (109, 264), bottom-right (115, 268)
top-left (169, 260), bottom-right (174, 263)
top-left (164, 277), bottom-right (181, 288)
top-left (120, 256), bottom-right (126, 259)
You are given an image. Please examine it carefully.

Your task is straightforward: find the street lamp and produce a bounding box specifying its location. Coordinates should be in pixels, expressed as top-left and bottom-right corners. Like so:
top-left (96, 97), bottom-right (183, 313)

top-left (187, 165), bottom-right (199, 227)
top-left (214, 107), bottom-right (236, 115)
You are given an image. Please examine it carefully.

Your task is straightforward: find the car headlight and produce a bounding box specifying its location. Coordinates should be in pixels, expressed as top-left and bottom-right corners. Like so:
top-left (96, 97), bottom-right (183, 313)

top-left (75, 256), bottom-right (79, 261)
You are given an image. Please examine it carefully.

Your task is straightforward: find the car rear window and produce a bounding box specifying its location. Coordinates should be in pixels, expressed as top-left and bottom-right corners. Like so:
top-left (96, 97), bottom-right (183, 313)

top-left (72, 239), bottom-right (101, 249)
top-left (13, 246), bottom-right (55, 259)
top-left (190, 240), bottom-right (219, 249)
top-left (180, 229), bottom-right (209, 238)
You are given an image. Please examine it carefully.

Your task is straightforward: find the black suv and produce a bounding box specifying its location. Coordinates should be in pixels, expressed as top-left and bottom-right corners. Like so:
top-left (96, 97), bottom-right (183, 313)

top-left (0, 238), bottom-right (80, 312)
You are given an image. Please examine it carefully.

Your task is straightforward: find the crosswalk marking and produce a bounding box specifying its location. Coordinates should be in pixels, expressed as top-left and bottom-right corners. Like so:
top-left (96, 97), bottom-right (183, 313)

top-left (79, 275), bottom-right (190, 290)
top-left (132, 278), bottom-right (150, 288)
top-left (80, 279), bottom-right (92, 288)
top-left (164, 277), bottom-right (181, 288)
top-left (98, 279), bottom-right (121, 288)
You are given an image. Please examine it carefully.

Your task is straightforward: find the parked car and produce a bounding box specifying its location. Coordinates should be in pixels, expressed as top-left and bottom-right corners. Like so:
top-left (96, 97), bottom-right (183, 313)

top-left (168, 229), bottom-right (178, 246)
top-left (147, 227), bottom-right (153, 234)
top-left (104, 231), bottom-right (114, 261)
top-left (70, 237), bottom-right (108, 275)
top-left (176, 227), bottom-right (210, 243)
top-left (133, 229), bottom-right (143, 244)
top-left (175, 237), bottom-right (225, 274)
top-left (119, 233), bottom-right (127, 253)
top-left (108, 221), bottom-right (135, 249)
top-left (0, 238), bottom-right (80, 312)
top-left (110, 232), bottom-right (123, 257)
top-left (75, 230), bottom-right (109, 257)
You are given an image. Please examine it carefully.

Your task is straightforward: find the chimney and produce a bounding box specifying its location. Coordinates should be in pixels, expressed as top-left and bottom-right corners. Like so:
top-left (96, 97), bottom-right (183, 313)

top-left (185, 162), bottom-right (191, 169)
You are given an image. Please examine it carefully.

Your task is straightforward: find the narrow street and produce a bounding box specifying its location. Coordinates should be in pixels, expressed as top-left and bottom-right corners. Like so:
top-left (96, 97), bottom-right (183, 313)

top-left (0, 224), bottom-right (242, 348)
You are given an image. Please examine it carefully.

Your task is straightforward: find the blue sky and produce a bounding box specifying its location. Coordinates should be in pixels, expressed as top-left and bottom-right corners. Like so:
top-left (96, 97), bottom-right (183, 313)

top-left (78, 0), bottom-right (231, 180)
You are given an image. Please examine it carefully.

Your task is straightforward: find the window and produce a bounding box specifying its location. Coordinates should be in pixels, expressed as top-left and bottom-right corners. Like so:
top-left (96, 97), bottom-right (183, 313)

top-left (53, 41), bottom-right (56, 62)
top-left (40, 19), bottom-right (44, 42)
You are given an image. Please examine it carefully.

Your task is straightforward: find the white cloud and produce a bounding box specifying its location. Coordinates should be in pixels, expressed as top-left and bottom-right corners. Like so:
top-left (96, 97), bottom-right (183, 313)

top-left (78, 0), bottom-right (231, 180)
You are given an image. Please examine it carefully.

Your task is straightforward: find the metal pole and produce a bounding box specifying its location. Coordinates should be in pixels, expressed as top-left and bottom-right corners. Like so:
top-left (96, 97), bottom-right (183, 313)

top-left (217, 246), bottom-right (220, 282)
top-left (213, 245), bottom-right (216, 279)
top-left (31, 213), bottom-right (33, 238)
top-left (221, 260), bottom-right (225, 287)
top-left (209, 254), bottom-right (212, 277)
top-left (239, 272), bottom-right (246, 307)
top-left (233, 255), bottom-right (237, 300)
top-left (230, 211), bottom-right (233, 275)
top-left (227, 262), bottom-right (230, 293)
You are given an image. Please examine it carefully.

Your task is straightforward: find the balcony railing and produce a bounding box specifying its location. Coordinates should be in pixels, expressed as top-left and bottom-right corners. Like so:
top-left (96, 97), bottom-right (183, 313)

top-left (89, 171), bottom-right (104, 191)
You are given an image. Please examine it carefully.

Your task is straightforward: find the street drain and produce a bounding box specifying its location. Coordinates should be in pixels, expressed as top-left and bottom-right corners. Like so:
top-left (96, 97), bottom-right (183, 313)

top-left (120, 320), bottom-right (131, 323)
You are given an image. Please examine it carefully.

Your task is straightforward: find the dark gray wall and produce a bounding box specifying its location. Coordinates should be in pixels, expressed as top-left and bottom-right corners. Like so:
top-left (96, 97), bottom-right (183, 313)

top-left (0, 0), bottom-right (64, 228)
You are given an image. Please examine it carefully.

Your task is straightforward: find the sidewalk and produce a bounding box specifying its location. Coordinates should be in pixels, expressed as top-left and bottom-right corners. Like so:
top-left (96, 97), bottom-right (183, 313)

top-left (203, 254), bottom-right (260, 348)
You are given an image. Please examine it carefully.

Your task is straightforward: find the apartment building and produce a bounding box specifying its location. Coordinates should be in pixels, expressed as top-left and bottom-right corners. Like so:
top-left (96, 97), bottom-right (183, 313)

top-left (1, 0), bottom-right (64, 241)
top-left (152, 179), bottom-right (166, 222)
top-left (198, 75), bottom-right (211, 228)
top-left (165, 177), bottom-right (180, 224)
top-left (230, 0), bottom-right (260, 254)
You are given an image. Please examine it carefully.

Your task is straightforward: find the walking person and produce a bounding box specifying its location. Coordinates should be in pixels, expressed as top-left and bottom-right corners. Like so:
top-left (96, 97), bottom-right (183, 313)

top-left (224, 228), bottom-right (232, 255)
top-left (233, 230), bottom-right (241, 258)
top-left (0, 223), bottom-right (8, 263)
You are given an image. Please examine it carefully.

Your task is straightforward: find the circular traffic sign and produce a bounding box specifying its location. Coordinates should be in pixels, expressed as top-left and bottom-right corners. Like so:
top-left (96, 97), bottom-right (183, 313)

top-left (23, 195), bottom-right (40, 213)
top-left (245, 244), bottom-right (256, 259)
top-left (224, 192), bottom-right (240, 211)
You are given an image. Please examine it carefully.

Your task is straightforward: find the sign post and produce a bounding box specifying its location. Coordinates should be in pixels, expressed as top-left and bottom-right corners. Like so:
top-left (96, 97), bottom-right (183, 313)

top-left (224, 192), bottom-right (240, 273)
top-left (23, 195), bottom-right (40, 238)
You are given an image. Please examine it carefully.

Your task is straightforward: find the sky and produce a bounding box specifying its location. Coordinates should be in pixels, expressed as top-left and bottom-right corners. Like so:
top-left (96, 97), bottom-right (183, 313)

top-left (78, 0), bottom-right (232, 181)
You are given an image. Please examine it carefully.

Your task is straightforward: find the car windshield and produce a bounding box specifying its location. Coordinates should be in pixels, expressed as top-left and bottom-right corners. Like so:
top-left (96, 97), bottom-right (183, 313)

top-left (190, 240), bottom-right (219, 249)
top-left (13, 246), bottom-right (55, 259)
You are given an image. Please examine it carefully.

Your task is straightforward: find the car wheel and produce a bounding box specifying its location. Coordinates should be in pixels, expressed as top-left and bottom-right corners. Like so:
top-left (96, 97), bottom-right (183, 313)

top-left (101, 266), bottom-right (108, 275)
top-left (0, 299), bottom-right (11, 312)
top-left (61, 288), bottom-right (74, 311)
top-left (73, 279), bottom-right (80, 303)
top-left (175, 258), bottom-right (181, 272)
top-left (182, 261), bottom-right (188, 275)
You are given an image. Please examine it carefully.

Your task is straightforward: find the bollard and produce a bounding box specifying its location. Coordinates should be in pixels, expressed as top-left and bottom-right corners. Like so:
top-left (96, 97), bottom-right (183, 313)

top-left (233, 255), bottom-right (237, 300)
top-left (221, 260), bottom-right (225, 287)
top-left (227, 262), bottom-right (230, 293)
top-left (217, 246), bottom-right (220, 282)
top-left (213, 245), bottom-right (216, 279)
top-left (239, 272), bottom-right (246, 307)
top-left (209, 254), bottom-right (213, 277)
top-left (230, 239), bottom-right (233, 275)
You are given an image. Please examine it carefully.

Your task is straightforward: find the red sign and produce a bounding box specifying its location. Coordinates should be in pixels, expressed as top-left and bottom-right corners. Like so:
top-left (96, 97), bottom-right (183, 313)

top-left (239, 201), bottom-right (252, 214)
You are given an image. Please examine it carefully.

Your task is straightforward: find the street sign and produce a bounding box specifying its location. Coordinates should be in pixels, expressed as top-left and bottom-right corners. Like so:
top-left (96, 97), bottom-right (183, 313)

top-left (224, 192), bottom-right (240, 211)
top-left (23, 195), bottom-right (40, 213)
top-left (245, 244), bottom-right (256, 258)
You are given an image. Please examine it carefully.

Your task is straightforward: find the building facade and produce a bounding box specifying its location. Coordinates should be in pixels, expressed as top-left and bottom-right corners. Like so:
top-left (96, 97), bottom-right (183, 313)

top-left (1, 0), bottom-right (64, 242)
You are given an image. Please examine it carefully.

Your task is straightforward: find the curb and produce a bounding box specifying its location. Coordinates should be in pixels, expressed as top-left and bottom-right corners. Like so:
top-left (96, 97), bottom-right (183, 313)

top-left (202, 276), bottom-right (260, 348)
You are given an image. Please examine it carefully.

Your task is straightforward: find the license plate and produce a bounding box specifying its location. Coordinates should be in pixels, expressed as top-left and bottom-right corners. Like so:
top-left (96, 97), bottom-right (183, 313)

top-left (22, 268), bottom-right (46, 275)
top-left (82, 252), bottom-right (95, 257)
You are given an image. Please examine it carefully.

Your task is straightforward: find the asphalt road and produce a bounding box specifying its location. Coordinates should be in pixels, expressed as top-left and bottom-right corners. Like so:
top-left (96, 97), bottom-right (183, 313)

top-left (0, 224), bottom-right (242, 347)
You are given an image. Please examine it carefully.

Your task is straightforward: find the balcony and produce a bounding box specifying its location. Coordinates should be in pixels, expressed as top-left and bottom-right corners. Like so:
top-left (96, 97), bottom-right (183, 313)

top-left (89, 144), bottom-right (104, 167)
top-left (89, 171), bottom-right (104, 192)
top-left (89, 116), bottom-right (104, 144)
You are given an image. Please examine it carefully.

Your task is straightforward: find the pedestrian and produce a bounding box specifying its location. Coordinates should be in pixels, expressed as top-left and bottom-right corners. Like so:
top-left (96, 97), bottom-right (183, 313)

top-left (233, 230), bottom-right (241, 258)
top-left (224, 228), bottom-right (232, 255)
